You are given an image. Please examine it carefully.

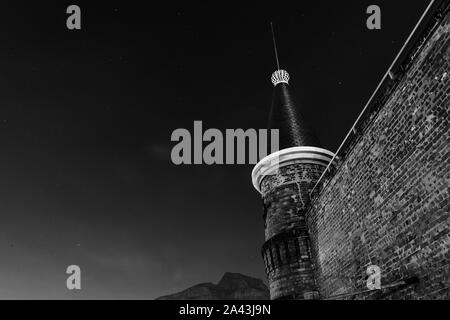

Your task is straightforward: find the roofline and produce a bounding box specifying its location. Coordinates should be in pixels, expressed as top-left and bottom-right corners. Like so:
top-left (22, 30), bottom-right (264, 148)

top-left (310, 0), bottom-right (450, 197)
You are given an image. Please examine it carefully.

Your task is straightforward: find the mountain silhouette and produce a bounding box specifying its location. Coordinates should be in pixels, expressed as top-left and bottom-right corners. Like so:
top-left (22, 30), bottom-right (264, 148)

top-left (156, 272), bottom-right (270, 300)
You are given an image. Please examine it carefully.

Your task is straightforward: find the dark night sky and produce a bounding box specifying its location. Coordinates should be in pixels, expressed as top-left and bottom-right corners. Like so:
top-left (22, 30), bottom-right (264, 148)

top-left (0, 1), bottom-right (430, 299)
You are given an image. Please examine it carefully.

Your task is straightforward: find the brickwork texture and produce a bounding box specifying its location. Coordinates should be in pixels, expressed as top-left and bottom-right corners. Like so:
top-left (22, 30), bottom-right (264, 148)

top-left (307, 8), bottom-right (450, 299)
top-left (261, 162), bottom-right (327, 299)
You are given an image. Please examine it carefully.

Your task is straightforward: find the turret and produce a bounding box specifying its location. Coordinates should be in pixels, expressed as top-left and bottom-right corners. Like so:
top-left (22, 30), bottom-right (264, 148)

top-left (252, 69), bottom-right (334, 300)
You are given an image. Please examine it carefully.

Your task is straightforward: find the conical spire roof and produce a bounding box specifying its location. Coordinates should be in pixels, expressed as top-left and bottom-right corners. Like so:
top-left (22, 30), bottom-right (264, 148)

top-left (269, 70), bottom-right (321, 150)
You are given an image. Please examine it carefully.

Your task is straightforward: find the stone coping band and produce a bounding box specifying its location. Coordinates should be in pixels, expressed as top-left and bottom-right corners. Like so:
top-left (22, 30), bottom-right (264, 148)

top-left (252, 146), bottom-right (335, 193)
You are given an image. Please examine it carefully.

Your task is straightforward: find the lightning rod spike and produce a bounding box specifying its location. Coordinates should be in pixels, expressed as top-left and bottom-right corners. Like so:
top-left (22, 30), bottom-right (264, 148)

top-left (270, 22), bottom-right (281, 71)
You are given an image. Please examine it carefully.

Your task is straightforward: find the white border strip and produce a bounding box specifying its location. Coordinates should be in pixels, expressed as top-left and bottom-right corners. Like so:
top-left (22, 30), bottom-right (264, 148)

top-left (252, 146), bottom-right (334, 193)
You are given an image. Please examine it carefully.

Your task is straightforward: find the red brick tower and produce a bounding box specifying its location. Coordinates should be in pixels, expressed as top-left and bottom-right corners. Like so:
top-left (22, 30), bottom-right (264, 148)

top-left (252, 69), bottom-right (334, 300)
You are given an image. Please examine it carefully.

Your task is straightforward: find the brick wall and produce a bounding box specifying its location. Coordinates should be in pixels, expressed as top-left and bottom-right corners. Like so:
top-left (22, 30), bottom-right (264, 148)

top-left (261, 163), bottom-right (326, 299)
top-left (307, 8), bottom-right (450, 299)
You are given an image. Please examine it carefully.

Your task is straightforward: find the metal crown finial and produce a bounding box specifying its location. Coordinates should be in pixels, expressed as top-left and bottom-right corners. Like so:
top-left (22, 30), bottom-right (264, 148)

top-left (271, 69), bottom-right (290, 86)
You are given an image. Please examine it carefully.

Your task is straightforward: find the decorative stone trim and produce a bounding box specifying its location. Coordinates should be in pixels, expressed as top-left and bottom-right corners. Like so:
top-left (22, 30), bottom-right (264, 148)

top-left (252, 146), bottom-right (334, 193)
